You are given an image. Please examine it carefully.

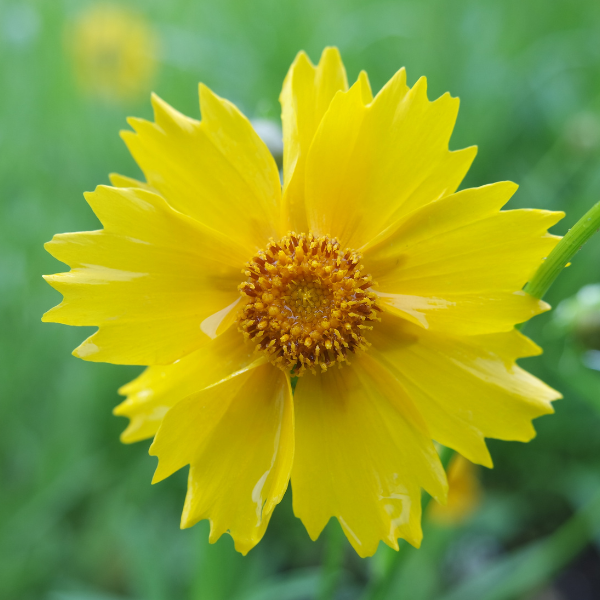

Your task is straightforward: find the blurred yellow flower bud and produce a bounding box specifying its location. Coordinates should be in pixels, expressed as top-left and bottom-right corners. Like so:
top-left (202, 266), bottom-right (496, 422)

top-left (429, 455), bottom-right (482, 526)
top-left (66, 4), bottom-right (158, 102)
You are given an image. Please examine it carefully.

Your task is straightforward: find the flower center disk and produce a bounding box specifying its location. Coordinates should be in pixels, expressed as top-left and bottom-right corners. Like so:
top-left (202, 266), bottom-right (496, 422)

top-left (238, 233), bottom-right (381, 375)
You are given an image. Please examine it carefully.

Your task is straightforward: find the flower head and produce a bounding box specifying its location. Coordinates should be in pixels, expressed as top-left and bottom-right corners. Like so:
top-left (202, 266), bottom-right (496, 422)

top-left (67, 3), bottom-right (158, 102)
top-left (44, 48), bottom-right (563, 557)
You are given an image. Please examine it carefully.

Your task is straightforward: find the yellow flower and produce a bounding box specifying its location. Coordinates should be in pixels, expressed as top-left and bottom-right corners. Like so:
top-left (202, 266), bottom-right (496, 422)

top-left (43, 48), bottom-right (563, 557)
top-left (67, 4), bottom-right (158, 102)
top-left (428, 455), bottom-right (481, 526)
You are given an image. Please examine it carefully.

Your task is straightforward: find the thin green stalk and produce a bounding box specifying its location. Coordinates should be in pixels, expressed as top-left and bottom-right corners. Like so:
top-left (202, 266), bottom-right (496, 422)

top-left (361, 447), bottom-right (454, 600)
top-left (318, 520), bottom-right (346, 600)
top-left (525, 200), bottom-right (600, 300)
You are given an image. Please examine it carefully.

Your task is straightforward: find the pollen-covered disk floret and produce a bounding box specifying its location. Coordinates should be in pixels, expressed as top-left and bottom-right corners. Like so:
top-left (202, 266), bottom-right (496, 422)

top-left (238, 233), bottom-right (381, 375)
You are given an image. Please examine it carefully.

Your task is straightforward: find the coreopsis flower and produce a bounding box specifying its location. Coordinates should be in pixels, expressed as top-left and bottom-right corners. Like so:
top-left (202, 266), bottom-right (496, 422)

top-left (429, 455), bottom-right (481, 526)
top-left (67, 3), bottom-right (158, 102)
top-left (43, 48), bottom-right (563, 557)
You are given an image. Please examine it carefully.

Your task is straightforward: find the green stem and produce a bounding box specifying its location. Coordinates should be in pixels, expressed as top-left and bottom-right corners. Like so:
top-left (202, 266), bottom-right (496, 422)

top-left (360, 447), bottom-right (454, 600)
top-left (525, 200), bottom-right (600, 300)
top-left (318, 520), bottom-right (346, 600)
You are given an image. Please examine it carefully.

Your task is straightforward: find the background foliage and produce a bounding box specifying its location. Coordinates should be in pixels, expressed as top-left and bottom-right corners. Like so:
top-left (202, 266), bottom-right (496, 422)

top-left (1, 0), bottom-right (599, 598)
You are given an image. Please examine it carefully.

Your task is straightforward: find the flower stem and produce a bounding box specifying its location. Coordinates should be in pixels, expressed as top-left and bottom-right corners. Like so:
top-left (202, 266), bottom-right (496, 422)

top-left (525, 200), bottom-right (600, 300)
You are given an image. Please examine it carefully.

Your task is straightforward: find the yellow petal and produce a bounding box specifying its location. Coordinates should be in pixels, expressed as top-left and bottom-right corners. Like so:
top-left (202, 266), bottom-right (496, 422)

top-left (357, 70), bottom-right (374, 104)
top-left (292, 353), bottom-right (447, 558)
top-left (305, 70), bottom-right (472, 248)
top-left (363, 182), bottom-right (564, 334)
top-left (393, 145), bottom-right (477, 219)
top-left (115, 326), bottom-right (264, 443)
top-left (200, 297), bottom-right (243, 339)
top-left (280, 47), bottom-right (348, 232)
top-left (150, 364), bottom-right (293, 555)
top-left (429, 454), bottom-right (482, 526)
top-left (108, 172), bottom-right (156, 192)
top-left (376, 290), bottom-right (551, 335)
top-left (370, 313), bottom-right (561, 468)
top-left (43, 185), bottom-right (247, 365)
top-left (121, 88), bottom-right (282, 252)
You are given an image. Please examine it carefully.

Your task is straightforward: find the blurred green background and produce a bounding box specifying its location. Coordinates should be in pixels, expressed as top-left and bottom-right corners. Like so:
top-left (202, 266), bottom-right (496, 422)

top-left (1, 0), bottom-right (600, 599)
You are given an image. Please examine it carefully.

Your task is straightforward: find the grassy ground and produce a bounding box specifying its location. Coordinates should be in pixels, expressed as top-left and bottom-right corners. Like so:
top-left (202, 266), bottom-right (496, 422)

top-left (1, 0), bottom-right (600, 598)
